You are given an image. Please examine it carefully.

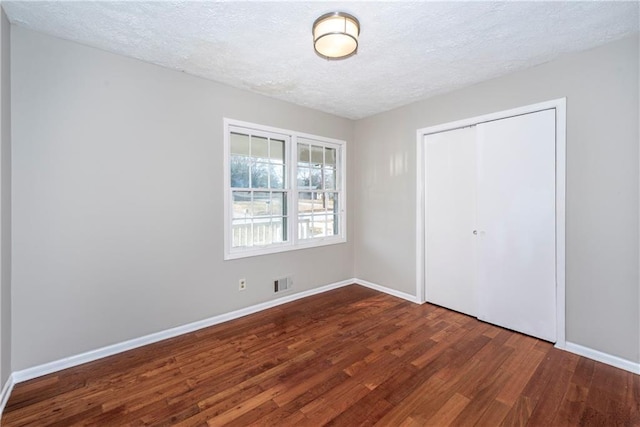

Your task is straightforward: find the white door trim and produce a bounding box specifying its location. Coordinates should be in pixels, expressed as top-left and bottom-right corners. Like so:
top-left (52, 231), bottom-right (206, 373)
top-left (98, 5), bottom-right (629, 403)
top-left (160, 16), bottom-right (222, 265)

top-left (415, 98), bottom-right (566, 348)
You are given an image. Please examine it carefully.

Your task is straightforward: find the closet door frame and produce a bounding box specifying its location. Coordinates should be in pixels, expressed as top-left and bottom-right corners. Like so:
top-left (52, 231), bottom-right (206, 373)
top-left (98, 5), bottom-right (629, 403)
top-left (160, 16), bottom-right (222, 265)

top-left (415, 98), bottom-right (567, 348)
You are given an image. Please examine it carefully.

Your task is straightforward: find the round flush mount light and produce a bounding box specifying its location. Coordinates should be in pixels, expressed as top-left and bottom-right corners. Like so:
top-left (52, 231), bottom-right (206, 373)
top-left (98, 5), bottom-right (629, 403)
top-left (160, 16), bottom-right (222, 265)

top-left (312, 12), bottom-right (360, 60)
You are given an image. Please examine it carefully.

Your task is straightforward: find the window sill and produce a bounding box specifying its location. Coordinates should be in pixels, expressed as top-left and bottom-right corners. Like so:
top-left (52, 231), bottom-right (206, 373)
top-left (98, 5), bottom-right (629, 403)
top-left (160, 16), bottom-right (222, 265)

top-left (224, 237), bottom-right (347, 260)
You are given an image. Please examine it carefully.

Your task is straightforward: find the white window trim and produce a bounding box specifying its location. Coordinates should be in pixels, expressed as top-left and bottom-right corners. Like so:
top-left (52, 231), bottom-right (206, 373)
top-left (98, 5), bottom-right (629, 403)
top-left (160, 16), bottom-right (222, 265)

top-left (224, 118), bottom-right (347, 260)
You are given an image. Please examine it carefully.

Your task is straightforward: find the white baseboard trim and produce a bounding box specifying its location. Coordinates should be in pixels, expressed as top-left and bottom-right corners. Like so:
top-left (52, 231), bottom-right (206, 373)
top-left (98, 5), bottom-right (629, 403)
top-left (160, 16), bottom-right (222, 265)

top-left (562, 341), bottom-right (640, 374)
top-left (354, 278), bottom-right (421, 304)
top-left (12, 279), bottom-right (355, 384)
top-left (18, 280), bottom-right (637, 390)
top-left (0, 373), bottom-right (15, 420)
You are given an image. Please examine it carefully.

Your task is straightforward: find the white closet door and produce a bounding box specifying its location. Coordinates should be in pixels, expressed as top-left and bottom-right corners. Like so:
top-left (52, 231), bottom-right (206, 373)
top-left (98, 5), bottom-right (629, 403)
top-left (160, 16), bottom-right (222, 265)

top-left (425, 127), bottom-right (477, 317)
top-left (476, 109), bottom-right (556, 341)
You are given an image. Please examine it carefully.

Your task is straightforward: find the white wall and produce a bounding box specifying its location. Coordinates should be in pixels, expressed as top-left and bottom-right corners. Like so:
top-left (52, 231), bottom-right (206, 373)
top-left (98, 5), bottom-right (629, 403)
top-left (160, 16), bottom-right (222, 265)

top-left (10, 26), bottom-right (354, 371)
top-left (0, 8), bottom-right (11, 386)
top-left (353, 35), bottom-right (640, 363)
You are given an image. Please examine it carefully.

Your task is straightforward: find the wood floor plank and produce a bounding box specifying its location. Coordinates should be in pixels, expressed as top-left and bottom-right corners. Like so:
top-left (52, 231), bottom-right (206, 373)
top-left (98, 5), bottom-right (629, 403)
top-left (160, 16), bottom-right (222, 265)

top-left (375, 374), bottom-right (448, 425)
top-left (323, 370), bottom-right (402, 426)
top-left (3, 284), bottom-right (638, 426)
top-left (423, 392), bottom-right (470, 426)
top-left (300, 379), bottom-right (371, 425)
top-left (550, 382), bottom-right (590, 426)
top-left (449, 367), bottom-right (512, 425)
top-left (500, 395), bottom-right (535, 427)
top-left (495, 347), bottom-right (546, 406)
top-left (471, 399), bottom-right (511, 426)
top-left (524, 356), bottom-right (575, 426)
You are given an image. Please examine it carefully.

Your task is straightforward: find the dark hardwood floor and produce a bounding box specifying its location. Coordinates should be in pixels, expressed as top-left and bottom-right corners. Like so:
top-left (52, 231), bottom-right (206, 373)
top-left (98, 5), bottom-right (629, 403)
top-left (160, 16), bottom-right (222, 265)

top-left (3, 285), bottom-right (639, 426)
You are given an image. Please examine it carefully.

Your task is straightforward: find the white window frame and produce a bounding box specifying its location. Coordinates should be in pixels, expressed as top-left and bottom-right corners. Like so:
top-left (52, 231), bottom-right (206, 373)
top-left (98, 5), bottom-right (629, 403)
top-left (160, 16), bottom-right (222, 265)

top-left (224, 118), bottom-right (347, 260)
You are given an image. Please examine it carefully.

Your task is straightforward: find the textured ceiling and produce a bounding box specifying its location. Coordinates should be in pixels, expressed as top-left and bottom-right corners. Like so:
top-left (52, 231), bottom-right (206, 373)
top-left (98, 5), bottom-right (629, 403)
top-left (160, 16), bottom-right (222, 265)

top-left (3, 1), bottom-right (639, 120)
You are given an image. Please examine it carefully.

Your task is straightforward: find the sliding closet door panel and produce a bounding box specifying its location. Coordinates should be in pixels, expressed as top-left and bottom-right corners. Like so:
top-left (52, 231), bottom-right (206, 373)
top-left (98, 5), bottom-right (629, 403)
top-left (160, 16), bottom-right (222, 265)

top-left (476, 109), bottom-right (556, 341)
top-left (425, 127), bottom-right (477, 317)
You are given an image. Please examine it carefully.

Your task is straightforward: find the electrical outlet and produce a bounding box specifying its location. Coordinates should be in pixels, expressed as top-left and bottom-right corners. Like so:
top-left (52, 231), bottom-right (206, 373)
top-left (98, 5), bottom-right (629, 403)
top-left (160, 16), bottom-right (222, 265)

top-left (239, 278), bottom-right (247, 291)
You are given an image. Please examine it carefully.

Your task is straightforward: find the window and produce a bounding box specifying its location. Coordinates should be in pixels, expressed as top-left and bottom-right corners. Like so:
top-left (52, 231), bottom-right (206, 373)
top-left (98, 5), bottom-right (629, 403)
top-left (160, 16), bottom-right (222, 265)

top-left (296, 140), bottom-right (340, 240)
top-left (224, 119), bottom-right (346, 259)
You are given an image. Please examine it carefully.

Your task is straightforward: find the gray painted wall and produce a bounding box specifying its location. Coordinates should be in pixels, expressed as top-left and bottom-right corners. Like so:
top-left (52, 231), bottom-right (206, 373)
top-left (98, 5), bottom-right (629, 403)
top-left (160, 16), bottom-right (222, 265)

top-left (354, 35), bottom-right (640, 363)
top-left (0, 8), bottom-right (10, 386)
top-left (11, 27), bottom-right (354, 370)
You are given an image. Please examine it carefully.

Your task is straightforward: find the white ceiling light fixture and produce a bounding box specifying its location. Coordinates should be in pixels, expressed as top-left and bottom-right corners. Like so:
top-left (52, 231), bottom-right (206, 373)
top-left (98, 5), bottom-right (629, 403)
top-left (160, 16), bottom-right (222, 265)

top-left (313, 12), bottom-right (360, 60)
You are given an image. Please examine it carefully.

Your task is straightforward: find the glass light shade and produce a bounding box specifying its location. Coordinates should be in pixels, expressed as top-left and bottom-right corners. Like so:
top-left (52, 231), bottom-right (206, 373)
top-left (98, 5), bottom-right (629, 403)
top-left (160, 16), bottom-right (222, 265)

top-left (313, 12), bottom-right (360, 60)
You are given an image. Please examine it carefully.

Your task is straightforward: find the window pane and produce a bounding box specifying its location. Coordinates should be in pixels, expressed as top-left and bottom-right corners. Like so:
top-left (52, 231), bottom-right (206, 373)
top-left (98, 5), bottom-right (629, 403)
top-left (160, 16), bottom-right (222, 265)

top-left (271, 192), bottom-right (285, 216)
top-left (230, 133), bottom-right (250, 155)
top-left (251, 161), bottom-right (269, 188)
top-left (232, 219), bottom-right (252, 248)
top-left (310, 215), bottom-right (327, 238)
top-left (230, 156), bottom-right (250, 188)
top-left (324, 167), bottom-right (335, 190)
top-left (271, 218), bottom-right (285, 243)
top-left (297, 167), bottom-right (310, 188)
top-left (319, 214), bottom-right (331, 237)
top-left (298, 144), bottom-right (310, 165)
top-left (298, 215), bottom-right (312, 239)
top-left (270, 139), bottom-right (284, 162)
top-left (322, 213), bottom-right (338, 237)
top-left (252, 191), bottom-right (271, 216)
top-left (325, 147), bottom-right (336, 166)
top-left (298, 192), bottom-right (313, 214)
top-left (270, 164), bottom-right (284, 189)
top-left (312, 194), bottom-right (323, 214)
top-left (310, 168), bottom-right (322, 189)
top-left (252, 136), bottom-right (269, 159)
top-left (232, 191), bottom-right (251, 219)
top-left (251, 217), bottom-right (272, 246)
top-left (313, 193), bottom-right (328, 215)
top-left (311, 145), bottom-right (324, 165)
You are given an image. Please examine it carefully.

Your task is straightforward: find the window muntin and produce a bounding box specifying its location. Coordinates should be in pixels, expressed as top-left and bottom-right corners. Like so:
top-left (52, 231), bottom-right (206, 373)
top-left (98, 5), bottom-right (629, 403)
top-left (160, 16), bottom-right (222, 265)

top-left (224, 119), bottom-right (346, 259)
